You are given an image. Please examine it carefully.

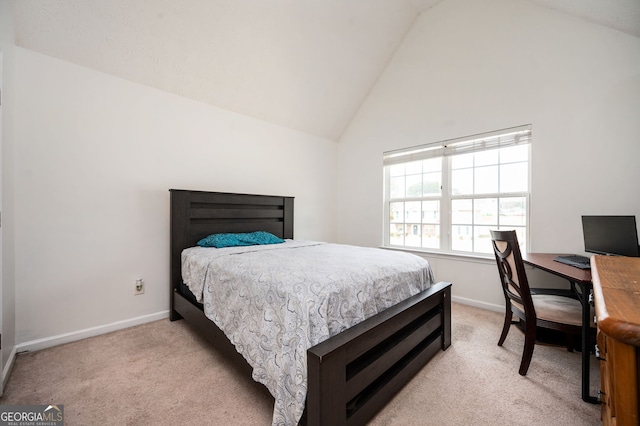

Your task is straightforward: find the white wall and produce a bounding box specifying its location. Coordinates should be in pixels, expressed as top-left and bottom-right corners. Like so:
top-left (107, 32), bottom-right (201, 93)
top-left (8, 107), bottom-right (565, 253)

top-left (13, 48), bottom-right (338, 346)
top-left (0, 0), bottom-right (17, 384)
top-left (337, 0), bottom-right (640, 309)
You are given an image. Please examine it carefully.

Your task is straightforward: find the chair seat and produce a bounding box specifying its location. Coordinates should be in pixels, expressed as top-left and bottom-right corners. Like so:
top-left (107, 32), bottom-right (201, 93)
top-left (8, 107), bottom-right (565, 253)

top-left (532, 294), bottom-right (584, 327)
top-left (514, 294), bottom-right (592, 328)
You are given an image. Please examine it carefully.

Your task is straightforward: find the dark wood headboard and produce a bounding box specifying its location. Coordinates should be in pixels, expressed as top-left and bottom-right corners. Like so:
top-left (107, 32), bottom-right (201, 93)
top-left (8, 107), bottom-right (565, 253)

top-left (169, 189), bottom-right (294, 306)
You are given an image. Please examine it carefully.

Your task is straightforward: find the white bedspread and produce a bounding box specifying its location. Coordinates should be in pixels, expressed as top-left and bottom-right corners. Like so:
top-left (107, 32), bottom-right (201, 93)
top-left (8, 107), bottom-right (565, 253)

top-left (182, 240), bottom-right (434, 426)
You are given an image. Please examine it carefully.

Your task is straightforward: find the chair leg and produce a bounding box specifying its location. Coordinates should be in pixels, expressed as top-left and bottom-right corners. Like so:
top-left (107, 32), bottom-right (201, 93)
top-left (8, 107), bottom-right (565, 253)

top-left (519, 321), bottom-right (537, 376)
top-left (498, 308), bottom-right (512, 346)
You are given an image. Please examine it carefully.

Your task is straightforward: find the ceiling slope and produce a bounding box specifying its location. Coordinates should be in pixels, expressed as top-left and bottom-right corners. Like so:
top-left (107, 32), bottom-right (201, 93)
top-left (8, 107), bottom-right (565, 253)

top-left (526, 0), bottom-right (640, 39)
top-left (14, 0), bottom-right (440, 140)
top-left (13, 0), bottom-right (640, 141)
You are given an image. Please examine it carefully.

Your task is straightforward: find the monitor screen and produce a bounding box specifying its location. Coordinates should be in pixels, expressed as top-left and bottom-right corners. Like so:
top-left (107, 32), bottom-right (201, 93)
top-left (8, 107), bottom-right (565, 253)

top-left (582, 215), bottom-right (640, 257)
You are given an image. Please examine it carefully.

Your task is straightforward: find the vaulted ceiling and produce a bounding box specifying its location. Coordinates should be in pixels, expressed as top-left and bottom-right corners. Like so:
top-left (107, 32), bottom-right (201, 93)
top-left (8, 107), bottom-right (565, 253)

top-left (13, 0), bottom-right (640, 140)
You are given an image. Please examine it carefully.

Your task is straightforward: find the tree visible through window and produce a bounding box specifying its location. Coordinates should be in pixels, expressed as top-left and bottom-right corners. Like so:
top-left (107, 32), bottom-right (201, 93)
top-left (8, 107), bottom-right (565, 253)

top-left (383, 125), bottom-right (531, 255)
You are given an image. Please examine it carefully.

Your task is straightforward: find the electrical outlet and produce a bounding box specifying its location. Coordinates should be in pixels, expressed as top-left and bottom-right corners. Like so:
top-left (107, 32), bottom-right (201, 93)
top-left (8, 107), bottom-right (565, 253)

top-left (135, 278), bottom-right (144, 295)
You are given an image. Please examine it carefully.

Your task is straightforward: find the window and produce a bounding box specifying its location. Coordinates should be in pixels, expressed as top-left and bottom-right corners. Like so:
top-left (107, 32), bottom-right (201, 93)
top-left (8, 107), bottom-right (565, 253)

top-left (383, 125), bottom-right (531, 255)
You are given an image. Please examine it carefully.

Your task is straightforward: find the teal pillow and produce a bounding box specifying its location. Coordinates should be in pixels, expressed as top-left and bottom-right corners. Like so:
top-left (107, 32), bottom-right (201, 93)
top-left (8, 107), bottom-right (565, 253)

top-left (197, 231), bottom-right (285, 248)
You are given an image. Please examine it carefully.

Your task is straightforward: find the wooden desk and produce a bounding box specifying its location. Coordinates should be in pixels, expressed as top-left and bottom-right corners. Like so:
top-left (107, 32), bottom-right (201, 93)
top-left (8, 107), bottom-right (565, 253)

top-left (521, 253), bottom-right (596, 403)
top-left (591, 256), bottom-right (640, 425)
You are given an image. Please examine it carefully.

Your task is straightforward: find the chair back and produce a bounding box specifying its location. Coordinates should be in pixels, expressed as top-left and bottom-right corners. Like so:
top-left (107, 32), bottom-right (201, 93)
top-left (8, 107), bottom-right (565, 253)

top-left (490, 230), bottom-right (535, 318)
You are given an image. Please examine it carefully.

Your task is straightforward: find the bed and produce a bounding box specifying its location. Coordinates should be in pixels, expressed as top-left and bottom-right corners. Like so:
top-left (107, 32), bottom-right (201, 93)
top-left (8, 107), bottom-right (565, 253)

top-left (169, 189), bottom-right (452, 425)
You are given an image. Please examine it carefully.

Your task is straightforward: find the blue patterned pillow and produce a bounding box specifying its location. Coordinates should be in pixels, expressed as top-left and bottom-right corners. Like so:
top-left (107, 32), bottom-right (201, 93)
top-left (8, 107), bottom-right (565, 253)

top-left (197, 231), bottom-right (285, 248)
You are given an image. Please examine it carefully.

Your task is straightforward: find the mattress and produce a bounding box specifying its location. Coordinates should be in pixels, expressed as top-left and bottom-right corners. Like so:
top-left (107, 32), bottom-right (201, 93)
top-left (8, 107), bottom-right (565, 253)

top-left (182, 240), bottom-right (434, 426)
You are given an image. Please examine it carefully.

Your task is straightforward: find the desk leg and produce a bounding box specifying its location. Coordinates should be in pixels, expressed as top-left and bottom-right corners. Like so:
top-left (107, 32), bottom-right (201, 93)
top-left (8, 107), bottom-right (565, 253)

top-left (578, 283), bottom-right (598, 404)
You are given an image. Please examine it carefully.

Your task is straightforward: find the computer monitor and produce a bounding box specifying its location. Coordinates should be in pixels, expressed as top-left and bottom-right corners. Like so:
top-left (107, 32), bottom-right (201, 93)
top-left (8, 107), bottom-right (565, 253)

top-left (582, 215), bottom-right (640, 257)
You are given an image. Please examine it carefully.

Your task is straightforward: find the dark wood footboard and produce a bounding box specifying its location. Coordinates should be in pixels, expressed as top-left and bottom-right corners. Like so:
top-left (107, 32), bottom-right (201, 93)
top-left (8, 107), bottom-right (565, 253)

top-left (172, 281), bottom-right (452, 426)
top-left (306, 281), bottom-right (451, 426)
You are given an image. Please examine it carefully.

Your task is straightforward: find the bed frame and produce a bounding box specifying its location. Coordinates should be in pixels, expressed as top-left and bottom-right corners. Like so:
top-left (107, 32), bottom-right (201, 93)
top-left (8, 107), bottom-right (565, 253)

top-left (169, 189), bottom-right (452, 425)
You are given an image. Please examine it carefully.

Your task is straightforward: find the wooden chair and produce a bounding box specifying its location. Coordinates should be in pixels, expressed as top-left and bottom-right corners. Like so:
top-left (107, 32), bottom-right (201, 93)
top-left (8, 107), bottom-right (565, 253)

top-left (490, 229), bottom-right (593, 376)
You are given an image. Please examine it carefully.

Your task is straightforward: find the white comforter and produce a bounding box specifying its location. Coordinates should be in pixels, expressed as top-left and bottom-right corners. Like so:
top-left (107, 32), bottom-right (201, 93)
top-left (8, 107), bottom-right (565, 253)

top-left (182, 240), bottom-right (434, 426)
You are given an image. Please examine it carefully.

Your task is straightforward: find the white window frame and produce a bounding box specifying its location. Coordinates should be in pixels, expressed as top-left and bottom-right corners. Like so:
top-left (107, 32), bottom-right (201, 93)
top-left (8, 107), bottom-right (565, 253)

top-left (383, 125), bottom-right (531, 256)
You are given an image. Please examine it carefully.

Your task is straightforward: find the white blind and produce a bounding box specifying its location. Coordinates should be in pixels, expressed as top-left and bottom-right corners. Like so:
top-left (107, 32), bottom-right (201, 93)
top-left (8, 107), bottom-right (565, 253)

top-left (383, 124), bottom-right (532, 166)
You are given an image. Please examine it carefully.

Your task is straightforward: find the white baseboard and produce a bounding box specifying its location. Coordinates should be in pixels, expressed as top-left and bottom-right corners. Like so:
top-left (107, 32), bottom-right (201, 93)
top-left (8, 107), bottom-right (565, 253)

top-left (452, 295), bottom-right (504, 313)
top-left (16, 310), bottom-right (170, 354)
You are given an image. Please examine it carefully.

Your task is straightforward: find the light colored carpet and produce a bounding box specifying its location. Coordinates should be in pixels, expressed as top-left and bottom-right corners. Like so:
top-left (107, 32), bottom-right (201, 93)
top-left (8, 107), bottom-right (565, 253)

top-left (0, 303), bottom-right (601, 425)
